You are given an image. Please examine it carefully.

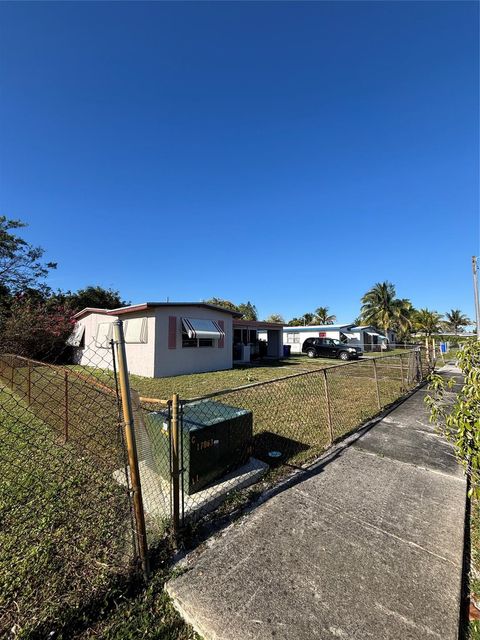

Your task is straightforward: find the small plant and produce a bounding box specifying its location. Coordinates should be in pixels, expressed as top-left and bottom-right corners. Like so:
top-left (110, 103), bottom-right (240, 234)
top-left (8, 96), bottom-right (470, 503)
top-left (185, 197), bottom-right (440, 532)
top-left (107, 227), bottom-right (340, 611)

top-left (425, 340), bottom-right (480, 496)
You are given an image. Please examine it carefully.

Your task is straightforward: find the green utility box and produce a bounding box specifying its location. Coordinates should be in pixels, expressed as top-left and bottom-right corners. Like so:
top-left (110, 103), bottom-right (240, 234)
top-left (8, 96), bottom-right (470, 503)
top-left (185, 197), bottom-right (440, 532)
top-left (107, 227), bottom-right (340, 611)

top-left (144, 400), bottom-right (253, 495)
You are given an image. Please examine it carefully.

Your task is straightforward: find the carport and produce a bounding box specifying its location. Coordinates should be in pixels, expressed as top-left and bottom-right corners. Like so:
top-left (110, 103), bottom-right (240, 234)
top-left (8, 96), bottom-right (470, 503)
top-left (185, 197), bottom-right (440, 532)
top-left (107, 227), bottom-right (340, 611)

top-left (233, 320), bottom-right (284, 364)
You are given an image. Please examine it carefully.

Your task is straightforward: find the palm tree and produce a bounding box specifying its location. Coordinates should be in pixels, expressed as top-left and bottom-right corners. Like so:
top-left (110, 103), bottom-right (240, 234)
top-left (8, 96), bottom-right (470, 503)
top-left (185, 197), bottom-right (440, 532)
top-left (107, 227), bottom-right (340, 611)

top-left (313, 306), bottom-right (336, 325)
top-left (392, 299), bottom-right (415, 342)
top-left (414, 308), bottom-right (443, 336)
top-left (302, 313), bottom-right (314, 326)
top-left (265, 313), bottom-right (285, 324)
top-left (360, 281), bottom-right (413, 340)
top-left (445, 309), bottom-right (470, 334)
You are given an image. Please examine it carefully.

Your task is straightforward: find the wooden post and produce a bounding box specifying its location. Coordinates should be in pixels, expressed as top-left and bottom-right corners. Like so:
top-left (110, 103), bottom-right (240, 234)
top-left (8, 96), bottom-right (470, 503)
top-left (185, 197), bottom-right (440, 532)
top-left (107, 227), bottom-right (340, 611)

top-left (64, 370), bottom-right (69, 442)
top-left (27, 362), bottom-right (32, 405)
top-left (171, 393), bottom-right (181, 536)
top-left (372, 359), bottom-right (382, 410)
top-left (399, 354), bottom-right (405, 390)
top-left (322, 369), bottom-right (334, 445)
top-left (113, 320), bottom-right (150, 581)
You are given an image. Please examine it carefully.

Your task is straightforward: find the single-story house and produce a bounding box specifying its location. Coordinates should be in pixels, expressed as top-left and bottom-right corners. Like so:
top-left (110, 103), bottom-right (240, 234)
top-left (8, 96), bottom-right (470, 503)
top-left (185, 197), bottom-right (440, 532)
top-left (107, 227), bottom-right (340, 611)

top-left (69, 302), bottom-right (284, 378)
top-left (276, 324), bottom-right (392, 354)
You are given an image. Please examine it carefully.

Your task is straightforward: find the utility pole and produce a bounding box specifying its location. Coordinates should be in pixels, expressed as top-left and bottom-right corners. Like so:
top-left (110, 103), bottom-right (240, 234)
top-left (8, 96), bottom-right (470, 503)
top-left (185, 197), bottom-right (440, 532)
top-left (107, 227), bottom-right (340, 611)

top-left (473, 256), bottom-right (480, 341)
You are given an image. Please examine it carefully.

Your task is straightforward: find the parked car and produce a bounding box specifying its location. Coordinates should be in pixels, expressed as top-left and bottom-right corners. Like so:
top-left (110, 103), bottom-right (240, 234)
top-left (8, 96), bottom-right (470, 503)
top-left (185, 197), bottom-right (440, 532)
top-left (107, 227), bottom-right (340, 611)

top-left (302, 337), bottom-right (363, 360)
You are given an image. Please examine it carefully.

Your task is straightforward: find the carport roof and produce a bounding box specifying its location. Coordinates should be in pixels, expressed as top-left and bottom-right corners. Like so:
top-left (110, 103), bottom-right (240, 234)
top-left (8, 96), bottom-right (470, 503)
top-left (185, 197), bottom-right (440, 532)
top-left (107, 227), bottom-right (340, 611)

top-left (234, 319), bottom-right (284, 329)
top-left (282, 324), bottom-right (353, 332)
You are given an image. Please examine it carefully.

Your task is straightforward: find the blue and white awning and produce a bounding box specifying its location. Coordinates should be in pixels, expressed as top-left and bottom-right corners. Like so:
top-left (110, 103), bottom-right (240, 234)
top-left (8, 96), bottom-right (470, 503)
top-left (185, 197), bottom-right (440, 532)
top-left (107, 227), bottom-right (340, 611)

top-left (182, 318), bottom-right (225, 340)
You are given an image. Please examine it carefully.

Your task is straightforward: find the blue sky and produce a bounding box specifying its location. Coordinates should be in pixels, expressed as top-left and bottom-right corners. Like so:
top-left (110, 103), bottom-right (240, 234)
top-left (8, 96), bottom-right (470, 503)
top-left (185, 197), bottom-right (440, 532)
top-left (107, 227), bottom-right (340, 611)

top-left (0, 1), bottom-right (478, 322)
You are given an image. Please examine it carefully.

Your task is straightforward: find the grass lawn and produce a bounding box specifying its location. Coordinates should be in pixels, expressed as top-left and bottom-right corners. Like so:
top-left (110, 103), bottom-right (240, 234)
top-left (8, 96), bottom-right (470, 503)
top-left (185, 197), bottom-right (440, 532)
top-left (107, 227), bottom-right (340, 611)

top-left (68, 353), bottom-right (413, 472)
top-left (74, 355), bottom-right (348, 401)
top-left (0, 384), bottom-right (197, 639)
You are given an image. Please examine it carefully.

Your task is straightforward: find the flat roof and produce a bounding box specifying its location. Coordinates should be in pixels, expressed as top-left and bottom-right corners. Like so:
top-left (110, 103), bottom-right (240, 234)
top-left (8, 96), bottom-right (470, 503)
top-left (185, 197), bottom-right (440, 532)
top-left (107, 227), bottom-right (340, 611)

top-left (74, 302), bottom-right (244, 320)
top-left (234, 319), bottom-right (284, 330)
top-left (282, 324), bottom-right (353, 331)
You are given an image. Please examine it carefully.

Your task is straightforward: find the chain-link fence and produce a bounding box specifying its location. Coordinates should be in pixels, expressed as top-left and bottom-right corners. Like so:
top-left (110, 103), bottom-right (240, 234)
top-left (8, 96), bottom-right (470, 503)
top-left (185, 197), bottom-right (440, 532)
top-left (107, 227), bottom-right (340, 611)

top-left (0, 334), bottom-right (429, 637)
top-left (0, 343), bottom-right (137, 638)
top-left (138, 348), bottom-right (426, 530)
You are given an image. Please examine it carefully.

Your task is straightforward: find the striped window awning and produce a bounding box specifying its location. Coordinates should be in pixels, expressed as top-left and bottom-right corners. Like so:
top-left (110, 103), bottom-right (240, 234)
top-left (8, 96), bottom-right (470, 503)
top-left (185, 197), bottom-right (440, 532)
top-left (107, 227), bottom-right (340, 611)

top-left (182, 318), bottom-right (225, 340)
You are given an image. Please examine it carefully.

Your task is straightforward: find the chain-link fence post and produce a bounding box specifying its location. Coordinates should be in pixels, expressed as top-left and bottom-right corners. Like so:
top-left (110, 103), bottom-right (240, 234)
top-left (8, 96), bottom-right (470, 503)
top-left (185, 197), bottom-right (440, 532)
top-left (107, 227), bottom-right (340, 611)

top-left (113, 320), bottom-right (149, 581)
top-left (27, 361), bottom-right (32, 405)
top-left (322, 369), bottom-right (334, 445)
top-left (171, 393), bottom-right (181, 537)
top-left (399, 354), bottom-right (405, 390)
top-left (372, 358), bottom-right (382, 410)
top-left (64, 370), bottom-right (69, 442)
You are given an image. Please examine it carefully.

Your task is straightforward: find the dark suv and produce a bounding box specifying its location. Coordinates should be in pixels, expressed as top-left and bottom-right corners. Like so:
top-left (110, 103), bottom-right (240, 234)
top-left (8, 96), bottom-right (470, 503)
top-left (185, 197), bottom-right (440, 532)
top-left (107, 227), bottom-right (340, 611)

top-left (302, 337), bottom-right (362, 360)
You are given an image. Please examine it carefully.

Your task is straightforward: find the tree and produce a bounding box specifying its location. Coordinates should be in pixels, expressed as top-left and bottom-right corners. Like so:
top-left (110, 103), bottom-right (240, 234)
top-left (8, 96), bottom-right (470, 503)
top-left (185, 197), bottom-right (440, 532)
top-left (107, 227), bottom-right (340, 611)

top-left (204, 297), bottom-right (239, 312)
top-left (444, 309), bottom-right (471, 335)
top-left (313, 306), bottom-right (336, 325)
top-left (0, 216), bottom-right (56, 294)
top-left (54, 286), bottom-right (128, 311)
top-left (0, 298), bottom-right (74, 360)
top-left (204, 298), bottom-right (258, 320)
top-left (265, 314), bottom-right (285, 324)
top-left (391, 298), bottom-right (415, 342)
top-left (360, 281), bottom-right (413, 340)
top-left (414, 308), bottom-right (443, 336)
top-left (237, 301), bottom-right (258, 321)
top-left (302, 313), bottom-right (314, 325)
top-left (287, 317), bottom-right (304, 326)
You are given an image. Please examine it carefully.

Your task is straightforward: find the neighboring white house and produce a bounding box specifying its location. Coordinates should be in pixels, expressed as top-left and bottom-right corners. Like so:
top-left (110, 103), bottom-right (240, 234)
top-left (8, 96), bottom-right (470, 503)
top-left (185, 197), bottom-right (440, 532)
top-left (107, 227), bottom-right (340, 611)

top-left (274, 324), bottom-right (392, 354)
top-left (69, 302), bottom-right (285, 378)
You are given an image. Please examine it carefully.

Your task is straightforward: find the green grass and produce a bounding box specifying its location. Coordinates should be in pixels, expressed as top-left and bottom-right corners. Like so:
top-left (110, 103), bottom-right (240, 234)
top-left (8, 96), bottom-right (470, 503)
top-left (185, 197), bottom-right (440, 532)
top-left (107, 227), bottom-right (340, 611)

top-left (68, 353), bottom-right (413, 472)
top-left (73, 355), bottom-right (338, 401)
top-left (73, 553), bottom-right (200, 640)
top-left (0, 386), bottom-right (131, 637)
top-left (0, 351), bottom-right (418, 638)
top-left (0, 385), bottom-right (198, 639)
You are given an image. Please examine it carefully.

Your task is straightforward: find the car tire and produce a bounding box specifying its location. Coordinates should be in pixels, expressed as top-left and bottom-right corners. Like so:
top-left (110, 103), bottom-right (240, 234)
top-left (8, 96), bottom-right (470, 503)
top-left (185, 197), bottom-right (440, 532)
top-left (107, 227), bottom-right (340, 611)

top-left (307, 349), bottom-right (316, 358)
top-left (339, 351), bottom-right (350, 361)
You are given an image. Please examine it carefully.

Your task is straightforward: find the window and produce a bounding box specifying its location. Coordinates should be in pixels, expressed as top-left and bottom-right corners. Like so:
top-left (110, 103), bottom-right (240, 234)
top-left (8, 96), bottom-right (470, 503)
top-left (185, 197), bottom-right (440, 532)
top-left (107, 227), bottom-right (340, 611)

top-left (124, 317), bottom-right (148, 344)
top-left (95, 322), bottom-right (113, 348)
top-left (286, 333), bottom-right (300, 344)
top-left (182, 327), bottom-right (213, 348)
top-left (66, 324), bottom-right (85, 347)
top-left (181, 317), bottom-right (223, 348)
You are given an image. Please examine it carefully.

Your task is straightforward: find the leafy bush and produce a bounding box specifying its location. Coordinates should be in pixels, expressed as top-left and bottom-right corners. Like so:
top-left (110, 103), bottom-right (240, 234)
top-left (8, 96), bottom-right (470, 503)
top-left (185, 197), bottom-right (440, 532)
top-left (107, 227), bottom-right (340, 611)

top-left (425, 340), bottom-right (480, 495)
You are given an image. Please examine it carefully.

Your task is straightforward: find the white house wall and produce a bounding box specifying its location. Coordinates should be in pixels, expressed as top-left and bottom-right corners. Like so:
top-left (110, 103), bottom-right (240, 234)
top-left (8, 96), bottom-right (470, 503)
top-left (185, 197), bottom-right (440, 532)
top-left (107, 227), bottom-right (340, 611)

top-left (121, 310), bottom-right (156, 377)
top-left (153, 306), bottom-right (233, 378)
top-left (73, 310), bottom-right (156, 377)
top-left (73, 312), bottom-right (117, 370)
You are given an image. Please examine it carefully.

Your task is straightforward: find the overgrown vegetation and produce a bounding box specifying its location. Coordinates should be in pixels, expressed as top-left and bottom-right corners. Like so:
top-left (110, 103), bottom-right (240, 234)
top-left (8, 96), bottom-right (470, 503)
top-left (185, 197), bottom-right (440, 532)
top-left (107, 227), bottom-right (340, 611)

top-left (426, 340), bottom-right (480, 495)
top-left (425, 340), bottom-right (480, 637)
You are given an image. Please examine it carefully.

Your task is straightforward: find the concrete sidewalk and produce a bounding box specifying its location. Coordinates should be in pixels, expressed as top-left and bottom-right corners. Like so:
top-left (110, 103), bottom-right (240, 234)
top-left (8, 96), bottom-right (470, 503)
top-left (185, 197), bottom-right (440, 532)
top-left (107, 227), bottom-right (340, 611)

top-left (167, 369), bottom-right (466, 640)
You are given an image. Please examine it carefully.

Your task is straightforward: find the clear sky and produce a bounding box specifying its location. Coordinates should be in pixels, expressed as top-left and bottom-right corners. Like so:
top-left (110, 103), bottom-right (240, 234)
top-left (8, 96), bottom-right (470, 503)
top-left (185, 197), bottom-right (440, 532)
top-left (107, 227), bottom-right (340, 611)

top-left (0, 1), bottom-right (478, 322)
